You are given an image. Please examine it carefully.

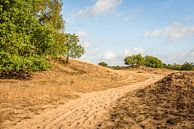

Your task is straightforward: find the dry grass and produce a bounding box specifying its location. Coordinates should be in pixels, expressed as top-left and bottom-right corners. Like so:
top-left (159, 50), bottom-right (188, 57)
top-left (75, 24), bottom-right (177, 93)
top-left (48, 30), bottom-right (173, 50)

top-left (0, 60), bottom-right (169, 128)
top-left (0, 84), bottom-right (77, 128)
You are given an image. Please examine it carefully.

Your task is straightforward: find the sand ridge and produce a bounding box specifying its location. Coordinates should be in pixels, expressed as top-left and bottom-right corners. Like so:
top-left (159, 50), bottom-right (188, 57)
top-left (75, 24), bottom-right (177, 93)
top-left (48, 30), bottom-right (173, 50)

top-left (12, 74), bottom-right (164, 129)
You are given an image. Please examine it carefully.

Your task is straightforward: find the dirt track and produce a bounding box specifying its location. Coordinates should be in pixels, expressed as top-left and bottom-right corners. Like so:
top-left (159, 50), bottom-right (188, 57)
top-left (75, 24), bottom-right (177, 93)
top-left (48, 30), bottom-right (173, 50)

top-left (13, 75), bottom-right (164, 129)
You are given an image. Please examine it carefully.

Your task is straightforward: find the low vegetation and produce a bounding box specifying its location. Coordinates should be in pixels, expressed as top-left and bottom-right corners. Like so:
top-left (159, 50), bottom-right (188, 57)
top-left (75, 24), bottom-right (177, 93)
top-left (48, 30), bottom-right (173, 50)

top-left (98, 62), bottom-right (108, 67)
top-left (164, 62), bottom-right (194, 70)
top-left (124, 54), bottom-right (164, 68)
top-left (124, 54), bottom-right (194, 70)
top-left (124, 54), bottom-right (145, 67)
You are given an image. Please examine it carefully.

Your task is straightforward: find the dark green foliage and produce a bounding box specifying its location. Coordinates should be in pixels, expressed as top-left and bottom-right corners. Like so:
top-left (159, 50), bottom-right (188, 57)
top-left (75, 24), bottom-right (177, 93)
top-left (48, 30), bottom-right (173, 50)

top-left (0, 52), bottom-right (50, 72)
top-left (49, 32), bottom-right (67, 57)
top-left (64, 34), bottom-right (85, 63)
top-left (0, 0), bottom-right (65, 78)
top-left (144, 55), bottom-right (163, 68)
top-left (124, 54), bottom-right (163, 68)
top-left (28, 56), bottom-right (50, 71)
top-left (98, 62), bottom-right (108, 67)
top-left (124, 54), bottom-right (194, 70)
top-left (181, 62), bottom-right (194, 70)
top-left (164, 64), bottom-right (182, 70)
top-left (164, 62), bottom-right (194, 71)
top-left (37, 0), bottom-right (64, 31)
top-left (124, 54), bottom-right (145, 66)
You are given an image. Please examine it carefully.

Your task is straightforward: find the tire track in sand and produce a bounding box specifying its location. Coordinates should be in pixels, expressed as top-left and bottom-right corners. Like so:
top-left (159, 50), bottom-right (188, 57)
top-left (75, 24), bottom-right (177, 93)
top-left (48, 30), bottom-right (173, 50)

top-left (13, 75), bottom-right (164, 129)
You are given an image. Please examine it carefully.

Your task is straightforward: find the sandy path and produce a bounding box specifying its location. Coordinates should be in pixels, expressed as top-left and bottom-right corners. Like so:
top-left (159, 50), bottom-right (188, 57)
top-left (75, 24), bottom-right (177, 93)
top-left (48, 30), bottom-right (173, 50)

top-left (13, 75), bottom-right (164, 129)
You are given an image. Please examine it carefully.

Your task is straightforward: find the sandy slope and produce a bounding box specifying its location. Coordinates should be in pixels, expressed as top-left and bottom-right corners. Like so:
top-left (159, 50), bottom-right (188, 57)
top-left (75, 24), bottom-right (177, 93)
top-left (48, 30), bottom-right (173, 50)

top-left (11, 74), bottom-right (164, 129)
top-left (99, 72), bottom-right (194, 129)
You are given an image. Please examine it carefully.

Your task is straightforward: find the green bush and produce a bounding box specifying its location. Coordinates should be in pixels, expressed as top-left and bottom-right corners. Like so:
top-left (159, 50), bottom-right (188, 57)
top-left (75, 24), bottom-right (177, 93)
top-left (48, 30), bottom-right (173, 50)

top-left (144, 55), bottom-right (163, 68)
top-left (164, 62), bottom-right (194, 71)
top-left (164, 64), bottom-right (182, 70)
top-left (181, 62), bottom-right (194, 70)
top-left (0, 0), bottom-right (57, 78)
top-left (124, 54), bottom-right (163, 68)
top-left (0, 51), bottom-right (50, 73)
top-left (98, 62), bottom-right (108, 67)
top-left (124, 54), bottom-right (145, 66)
top-left (28, 56), bottom-right (50, 71)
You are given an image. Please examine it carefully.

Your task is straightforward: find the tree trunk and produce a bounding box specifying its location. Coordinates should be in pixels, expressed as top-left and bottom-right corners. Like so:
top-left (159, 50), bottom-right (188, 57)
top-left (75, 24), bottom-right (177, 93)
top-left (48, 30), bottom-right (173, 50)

top-left (66, 55), bottom-right (69, 63)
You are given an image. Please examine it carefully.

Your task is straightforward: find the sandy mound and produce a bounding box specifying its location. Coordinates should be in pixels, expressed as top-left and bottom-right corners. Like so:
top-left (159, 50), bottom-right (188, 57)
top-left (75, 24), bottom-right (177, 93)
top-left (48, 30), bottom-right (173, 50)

top-left (99, 72), bottom-right (194, 129)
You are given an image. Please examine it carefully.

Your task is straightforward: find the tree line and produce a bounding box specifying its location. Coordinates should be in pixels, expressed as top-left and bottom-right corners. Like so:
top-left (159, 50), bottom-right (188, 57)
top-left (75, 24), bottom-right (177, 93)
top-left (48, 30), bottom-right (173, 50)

top-left (99, 54), bottom-right (194, 71)
top-left (0, 0), bottom-right (85, 78)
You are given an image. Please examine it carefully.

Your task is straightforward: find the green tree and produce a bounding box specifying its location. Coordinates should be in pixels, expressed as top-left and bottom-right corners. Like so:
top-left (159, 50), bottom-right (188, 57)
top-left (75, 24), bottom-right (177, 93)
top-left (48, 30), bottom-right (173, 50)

top-left (36, 0), bottom-right (66, 57)
top-left (144, 55), bottom-right (163, 68)
top-left (124, 54), bottom-right (145, 66)
top-left (0, 0), bottom-right (55, 76)
top-left (37, 0), bottom-right (64, 31)
top-left (181, 62), bottom-right (194, 70)
top-left (98, 62), bottom-right (108, 67)
top-left (64, 34), bottom-right (85, 63)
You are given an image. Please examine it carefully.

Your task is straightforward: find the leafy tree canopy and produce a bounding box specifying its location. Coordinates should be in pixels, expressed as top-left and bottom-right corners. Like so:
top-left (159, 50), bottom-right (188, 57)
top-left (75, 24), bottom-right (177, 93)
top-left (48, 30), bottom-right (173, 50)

top-left (124, 54), bottom-right (145, 66)
top-left (64, 33), bottom-right (85, 63)
top-left (124, 54), bottom-right (163, 68)
top-left (181, 62), bottom-right (194, 70)
top-left (98, 62), bottom-right (108, 67)
top-left (37, 0), bottom-right (64, 31)
top-left (144, 55), bottom-right (163, 68)
top-left (0, 0), bottom-right (68, 78)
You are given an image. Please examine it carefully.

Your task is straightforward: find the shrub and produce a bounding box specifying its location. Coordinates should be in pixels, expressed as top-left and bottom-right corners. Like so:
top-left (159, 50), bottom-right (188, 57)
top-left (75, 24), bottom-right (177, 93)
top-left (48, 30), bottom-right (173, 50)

top-left (0, 50), bottom-right (50, 79)
top-left (144, 55), bottom-right (163, 68)
top-left (0, 0), bottom-right (56, 78)
top-left (124, 54), bottom-right (145, 66)
top-left (98, 62), bottom-right (108, 67)
top-left (181, 62), bottom-right (194, 70)
top-left (164, 64), bottom-right (182, 70)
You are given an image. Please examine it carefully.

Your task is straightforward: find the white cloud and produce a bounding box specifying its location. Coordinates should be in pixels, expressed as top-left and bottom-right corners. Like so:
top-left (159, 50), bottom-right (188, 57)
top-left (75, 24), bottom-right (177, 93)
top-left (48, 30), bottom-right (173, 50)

top-left (103, 51), bottom-right (116, 59)
top-left (77, 0), bottom-right (122, 16)
top-left (144, 23), bottom-right (194, 40)
top-left (124, 48), bottom-right (146, 56)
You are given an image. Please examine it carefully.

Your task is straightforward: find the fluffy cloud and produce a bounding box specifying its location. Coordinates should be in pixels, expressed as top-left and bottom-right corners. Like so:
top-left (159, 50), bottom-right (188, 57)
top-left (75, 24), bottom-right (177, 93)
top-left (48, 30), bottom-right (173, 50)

top-left (144, 23), bottom-right (194, 40)
top-left (78, 0), bottom-right (122, 16)
top-left (124, 48), bottom-right (146, 56)
top-left (103, 51), bottom-right (116, 59)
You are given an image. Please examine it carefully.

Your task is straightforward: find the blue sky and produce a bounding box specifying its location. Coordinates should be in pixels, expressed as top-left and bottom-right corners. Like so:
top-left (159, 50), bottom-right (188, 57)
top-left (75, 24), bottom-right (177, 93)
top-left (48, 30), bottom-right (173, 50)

top-left (61, 0), bottom-right (194, 65)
